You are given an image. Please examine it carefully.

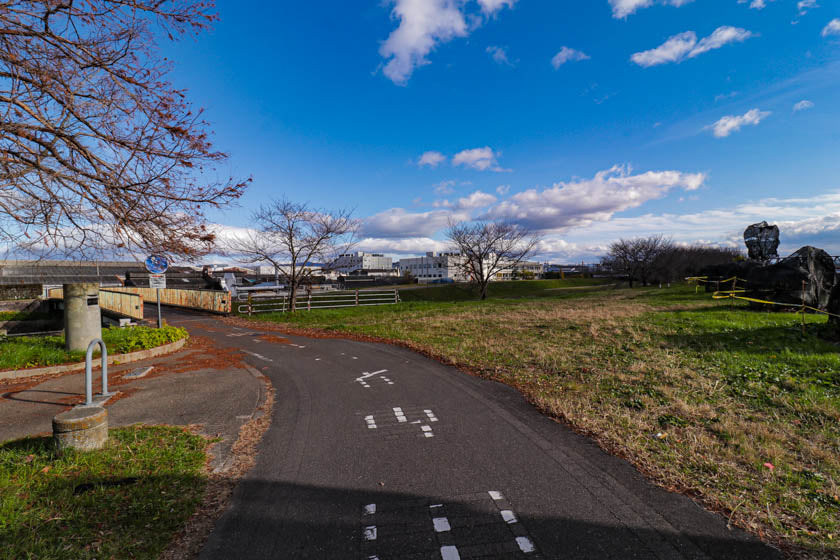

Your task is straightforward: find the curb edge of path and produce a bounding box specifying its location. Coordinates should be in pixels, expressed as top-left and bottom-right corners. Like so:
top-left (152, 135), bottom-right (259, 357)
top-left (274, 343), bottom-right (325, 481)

top-left (0, 337), bottom-right (188, 382)
top-left (160, 362), bottom-right (277, 560)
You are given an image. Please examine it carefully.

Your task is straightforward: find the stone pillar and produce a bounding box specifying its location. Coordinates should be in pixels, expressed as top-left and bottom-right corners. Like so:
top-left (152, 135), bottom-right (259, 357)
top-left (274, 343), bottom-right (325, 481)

top-left (53, 406), bottom-right (108, 451)
top-left (64, 283), bottom-right (102, 352)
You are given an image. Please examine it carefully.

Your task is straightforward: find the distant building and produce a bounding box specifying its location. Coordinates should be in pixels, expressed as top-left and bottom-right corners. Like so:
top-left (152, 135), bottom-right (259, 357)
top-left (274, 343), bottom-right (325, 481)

top-left (329, 252), bottom-right (392, 274)
top-left (397, 252), bottom-right (466, 283)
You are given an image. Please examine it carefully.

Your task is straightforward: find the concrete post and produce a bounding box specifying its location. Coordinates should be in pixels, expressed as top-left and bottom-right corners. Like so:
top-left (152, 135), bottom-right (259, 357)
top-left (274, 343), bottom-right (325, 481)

top-left (53, 406), bottom-right (108, 452)
top-left (64, 283), bottom-right (102, 352)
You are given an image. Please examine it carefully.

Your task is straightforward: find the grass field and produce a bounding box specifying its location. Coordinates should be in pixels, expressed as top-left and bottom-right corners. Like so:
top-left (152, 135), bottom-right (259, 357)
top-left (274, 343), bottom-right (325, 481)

top-left (0, 310), bottom-right (53, 322)
top-left (0, 425), bottom-right (208, 559)
top-left (242, 280), bottom-right (840, 557)
top-left (0, 325), bottom-right (188, 370)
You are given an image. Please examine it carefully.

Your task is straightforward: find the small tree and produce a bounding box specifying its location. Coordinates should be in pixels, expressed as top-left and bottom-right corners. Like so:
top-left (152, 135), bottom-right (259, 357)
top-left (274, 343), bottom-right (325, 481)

top-left (229, 199), bottom-right (356, 311)
top-left (446, 220), bottom-right (541, 300)
top-left (604, 235), bottom-right (672, 287)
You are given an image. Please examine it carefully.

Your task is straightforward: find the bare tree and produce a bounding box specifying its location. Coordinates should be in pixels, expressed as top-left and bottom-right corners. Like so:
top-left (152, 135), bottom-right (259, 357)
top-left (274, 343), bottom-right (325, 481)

top-left (447, 220), bottom-right (541, 300)
top-left (603, 235), bottom-right (672, 287)
top-left (0, 1), bottom-right (248, 259)
top-left (229, 199), bottom-right (357, 311)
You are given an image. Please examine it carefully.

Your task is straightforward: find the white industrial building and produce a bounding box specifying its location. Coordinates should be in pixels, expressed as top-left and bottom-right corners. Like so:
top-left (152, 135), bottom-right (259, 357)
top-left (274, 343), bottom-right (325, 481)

top-left (329, 252), bottom-right (392, 274)
top-left (397, 252), bottom-right (466, 283)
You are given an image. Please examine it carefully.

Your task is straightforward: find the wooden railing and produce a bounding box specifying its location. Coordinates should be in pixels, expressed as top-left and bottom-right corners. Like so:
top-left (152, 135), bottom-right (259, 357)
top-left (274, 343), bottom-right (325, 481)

top-left (48, 288), bottom-right (145, 320)
top-left (110, 286), bottom-right (231, 314)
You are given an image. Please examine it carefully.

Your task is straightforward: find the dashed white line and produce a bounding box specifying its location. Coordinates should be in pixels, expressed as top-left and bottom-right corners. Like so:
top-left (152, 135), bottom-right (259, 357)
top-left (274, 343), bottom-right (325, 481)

top-left (241, 350), bottom-right (273, 363)
top-left (432, 517), bottom-right (451, 532)
top-left (488, 490), bottom-right (504, 501)
top-left (364, 503), bottom-right (376, 515)
top-left (500, 509), bottom-right (518, 524)
top-left (363, 526), bottom-right (377, 541)
top-left (424, 409), bottom-right (439, 422)
top-left (516, 536), bottom-right (535, 553)
top-left (440, 545), bottom-right (461, 560)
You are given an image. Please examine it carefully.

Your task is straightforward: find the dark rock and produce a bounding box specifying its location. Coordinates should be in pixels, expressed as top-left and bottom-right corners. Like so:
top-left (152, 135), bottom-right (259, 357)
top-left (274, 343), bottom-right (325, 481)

top-left (744, 221), bottom-right (780, 262)
top-left (744, 246), bottom-right (835, 309)
top-left (698, 261), bottom-right (758, 292)
top-left (828, 283), bottom-right (840, 327)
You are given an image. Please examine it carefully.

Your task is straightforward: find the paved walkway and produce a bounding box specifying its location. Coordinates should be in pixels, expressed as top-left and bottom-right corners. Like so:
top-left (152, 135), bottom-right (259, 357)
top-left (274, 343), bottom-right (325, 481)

top-left (0, 334), bottom-right (264, 471)
top-left (156, 309), bottom-right (780, 560)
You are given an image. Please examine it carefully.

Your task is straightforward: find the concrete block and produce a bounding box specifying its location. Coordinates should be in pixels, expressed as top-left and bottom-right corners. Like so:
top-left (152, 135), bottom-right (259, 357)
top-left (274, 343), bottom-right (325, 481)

top-left (52, 406), bottom-right (108, 452)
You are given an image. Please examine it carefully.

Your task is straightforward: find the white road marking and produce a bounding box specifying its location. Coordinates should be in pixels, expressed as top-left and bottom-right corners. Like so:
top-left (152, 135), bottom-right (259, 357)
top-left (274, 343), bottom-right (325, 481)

top-left (315, 358), bottom-right (321, 361)
top-left (292, 344), bottom-right (306, 349)
top-left (440, 545), bottom-right (461, 560)
top-left (424, 410), bottom-right (439, 422)
top-left (516, 536), bottom-right (535, 553)
top-left (430, 503), bottom-right (443, 509)
top-left (364, 415), bottom-right (377, 429)
top-left (241, 350), bottom-right (273, 363)
top-left (356, 370), bottom-right (389, 388)
top-left (226, 332), bottom-right (252, 337)
top-left (364, 503), bottom-right (376, 515)
top-left (500, 510), bottom-right (518, 524)
top-left (432, 517), bottom-right (451, 532)
top-left (363, 526), bottom-right (377, 541)
top-left (488, 490), bottom-right (504, 501)
top-left (352, 356), bottom-right (358, 359)
top-left (421, 425), bottom-right (432, 432)
top-left (393, 407), bottom-right (407, 423)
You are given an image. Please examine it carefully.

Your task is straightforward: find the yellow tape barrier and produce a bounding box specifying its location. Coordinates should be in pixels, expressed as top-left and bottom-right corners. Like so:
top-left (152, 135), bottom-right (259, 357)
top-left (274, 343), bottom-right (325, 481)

top-left (686, 275), bottom-right (840, 320)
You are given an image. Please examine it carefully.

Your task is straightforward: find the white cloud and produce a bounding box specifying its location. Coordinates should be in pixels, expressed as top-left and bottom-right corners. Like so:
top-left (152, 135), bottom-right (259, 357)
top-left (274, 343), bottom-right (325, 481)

top-left (739, 0), bottom-right (775, 9)
top-left (496, 184), bottom-right (510, 195)
top-left (458, 190), bottom-right (498, 209)
top-left (797, 0), bottom-right (818, 15)
top-left (609, 0), bottom-right (694, 19)
top-left (484, 165), bottom-right (706, 231)
top-left (379, 0), bottom-right (469, 85)
top-left (477, 0), bottom-right (517, 16)
top-left (362, 208), bottom-right (469, 238)
top-left (631, 31), bottom-right (696, 66)
top-left (793, 99), bottom-right (814, 111)
top-left (379, 0), bottom-right (517, 85)
top-left (418, 150), bottom-right (446, 167)
top-left (486, 45), bottom-right (514, 66)
top-left (708, 108), bottom-right (771, 137)
top-left (689, 26), bottom-right (755, 57)
top-left (452, 146), bottom-right (509, 172)
top-left (631, 26), bottom-right (754, 67)
top-left (823, 19), bottom-right (840, 37)
top-left (551, 47), bottom-right (590, 69)
top-left (356, 236), bottom-right (449, 255)
top-left (433, 180), bottom-right (456, 195)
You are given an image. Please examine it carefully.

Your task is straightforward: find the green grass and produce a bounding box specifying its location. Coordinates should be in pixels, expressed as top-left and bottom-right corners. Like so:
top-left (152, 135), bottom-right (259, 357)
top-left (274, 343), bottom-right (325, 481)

top-left (0, 425), bottom-right (207, 559)
top-left (0, 325), bottom-right (188, 370)
top-left (0, 311), bottom-right (53, 322)
top-left (240, 281), bottom-right (840, 556)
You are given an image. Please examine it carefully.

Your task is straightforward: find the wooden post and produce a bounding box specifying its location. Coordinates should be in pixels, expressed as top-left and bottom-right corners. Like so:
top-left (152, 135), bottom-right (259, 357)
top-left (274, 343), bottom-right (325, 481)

top-left (355, 290), bottom-right (359, 306)
top-left (248, 292), bottom-right (252, 317)
top-left (394, 289), bottom-right (398, 304)
top-left (308, 293), bottom-right (311, 311)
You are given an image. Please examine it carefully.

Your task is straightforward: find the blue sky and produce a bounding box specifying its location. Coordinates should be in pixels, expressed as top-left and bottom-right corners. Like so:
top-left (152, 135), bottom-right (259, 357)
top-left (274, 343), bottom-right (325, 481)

top-left (163, 0), bottom-right (840, 262)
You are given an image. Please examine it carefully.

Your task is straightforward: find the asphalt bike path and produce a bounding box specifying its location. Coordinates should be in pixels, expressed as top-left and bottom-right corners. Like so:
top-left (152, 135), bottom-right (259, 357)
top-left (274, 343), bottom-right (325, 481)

top-left (161, 308), bottom-right (779, 560)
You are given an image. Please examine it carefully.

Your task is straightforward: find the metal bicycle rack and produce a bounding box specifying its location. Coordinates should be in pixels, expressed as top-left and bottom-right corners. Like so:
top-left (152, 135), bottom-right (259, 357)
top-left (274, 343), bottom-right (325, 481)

top-left (84, 338), bottom-right (113, 406)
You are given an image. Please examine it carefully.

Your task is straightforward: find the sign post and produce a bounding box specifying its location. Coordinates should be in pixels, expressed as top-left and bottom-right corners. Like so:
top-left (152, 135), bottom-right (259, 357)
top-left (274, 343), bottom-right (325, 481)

top-left (145, 255), bottom-right (169, 329)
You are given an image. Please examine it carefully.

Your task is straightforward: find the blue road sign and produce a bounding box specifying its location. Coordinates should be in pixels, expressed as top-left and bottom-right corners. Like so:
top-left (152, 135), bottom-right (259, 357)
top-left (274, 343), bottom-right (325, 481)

top-left (144, 255), bottom-right (169, 275)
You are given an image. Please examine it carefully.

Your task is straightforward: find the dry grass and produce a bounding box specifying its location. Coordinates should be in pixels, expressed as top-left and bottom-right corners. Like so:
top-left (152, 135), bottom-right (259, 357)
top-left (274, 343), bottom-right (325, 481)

top-left (247, 284), bottom-right (840, 558)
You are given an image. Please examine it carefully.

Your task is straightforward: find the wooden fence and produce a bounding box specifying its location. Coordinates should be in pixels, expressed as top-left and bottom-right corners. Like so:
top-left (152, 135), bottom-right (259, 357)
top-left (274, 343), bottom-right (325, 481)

top-left (238, 289), bottom-right (400, 314)
top-left (48, 287), bottom-right (145, 321)
top-left (111, 286), bottom-right (231, 314)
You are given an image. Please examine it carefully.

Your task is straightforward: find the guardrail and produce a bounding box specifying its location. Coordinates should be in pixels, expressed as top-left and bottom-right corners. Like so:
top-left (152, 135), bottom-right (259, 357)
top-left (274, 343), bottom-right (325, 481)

top-left (238, 289), bottom-right (400, 315)
top-left (48, 287), bottom-right (144, 321)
